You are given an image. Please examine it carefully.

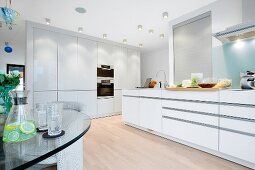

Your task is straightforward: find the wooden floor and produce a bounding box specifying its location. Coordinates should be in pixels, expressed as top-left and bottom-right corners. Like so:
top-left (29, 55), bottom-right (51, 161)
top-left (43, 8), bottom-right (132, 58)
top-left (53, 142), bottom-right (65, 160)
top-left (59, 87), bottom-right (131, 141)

top-left (84, 115), bottom-right (250, 170)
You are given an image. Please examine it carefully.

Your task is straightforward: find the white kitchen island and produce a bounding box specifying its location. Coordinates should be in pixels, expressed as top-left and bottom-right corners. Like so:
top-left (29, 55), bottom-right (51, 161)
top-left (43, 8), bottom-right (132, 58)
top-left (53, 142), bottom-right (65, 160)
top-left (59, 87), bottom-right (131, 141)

top-left (122, 89), bottom-right (255, 169)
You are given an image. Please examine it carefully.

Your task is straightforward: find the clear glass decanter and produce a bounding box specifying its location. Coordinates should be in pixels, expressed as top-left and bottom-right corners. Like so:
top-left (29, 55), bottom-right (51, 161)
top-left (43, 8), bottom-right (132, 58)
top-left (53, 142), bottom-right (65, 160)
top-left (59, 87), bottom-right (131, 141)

top-left (3, 90), bottom-right (36, 143)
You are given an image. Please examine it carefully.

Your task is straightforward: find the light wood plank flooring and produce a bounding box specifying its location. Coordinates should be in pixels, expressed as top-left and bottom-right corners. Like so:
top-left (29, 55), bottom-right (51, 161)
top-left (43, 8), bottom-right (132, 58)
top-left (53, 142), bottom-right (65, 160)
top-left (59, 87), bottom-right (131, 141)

top-left (84, 115), bottom-right (250, 170)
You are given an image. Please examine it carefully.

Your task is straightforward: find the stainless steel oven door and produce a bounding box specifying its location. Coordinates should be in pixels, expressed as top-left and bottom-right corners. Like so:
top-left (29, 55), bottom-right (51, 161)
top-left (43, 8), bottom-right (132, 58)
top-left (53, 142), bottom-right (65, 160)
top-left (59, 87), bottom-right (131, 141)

top-left (97, 82), bottom-right (114, 97)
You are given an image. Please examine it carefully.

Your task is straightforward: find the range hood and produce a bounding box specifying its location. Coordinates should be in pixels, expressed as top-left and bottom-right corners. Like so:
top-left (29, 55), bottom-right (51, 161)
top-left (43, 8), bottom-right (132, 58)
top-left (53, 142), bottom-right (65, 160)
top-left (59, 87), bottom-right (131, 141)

top-left (213, 21), bottom-right (255, 43)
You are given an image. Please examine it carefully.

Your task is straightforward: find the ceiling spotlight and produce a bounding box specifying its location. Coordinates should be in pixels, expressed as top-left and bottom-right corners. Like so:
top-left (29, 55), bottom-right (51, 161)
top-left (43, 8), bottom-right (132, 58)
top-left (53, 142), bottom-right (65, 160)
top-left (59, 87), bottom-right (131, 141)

top-left (149, 29), bottom-right (154, 34)
top-left (103, 34), bottom-right (107, 39)
top-left (160, 34), bottom-right (165, 39)
top-left (75, 7), bottom-right (86, 14)
top-left (162, 12), bottom-right (168, 19)
top-left (137, 25), bottom-right (143, 31)
top-left (78, 27), bottom-right (83, 33)
top-left (45, 18), bottom-right (51, 25)
top-left (123, 39), bottom-right (127, 43)
top-left (139, 43), bottom-right (143, 47)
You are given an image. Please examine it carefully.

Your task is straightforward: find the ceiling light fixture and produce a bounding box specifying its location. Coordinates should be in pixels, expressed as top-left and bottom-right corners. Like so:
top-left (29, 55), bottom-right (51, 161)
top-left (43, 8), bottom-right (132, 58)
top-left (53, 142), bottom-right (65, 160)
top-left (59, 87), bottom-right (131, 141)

top-left (137, 25), bottom-right (143, 31)
top-left (75, 7), bottom-right (86, 14)
top-left (139, 43), bottom-right (143, 47)
top-left (123, 39), bottom-right (127, 43)
top-left (103, 34), bottom-right (107, 39)
top-left (78, 27), bottom-right (83, 33)
top-left (45, 18), bottom-right (51, 25)
top-left (162, 12), bottom-right (168, 19)
top-left (149, 29), bottom-right (154, 34)
top-left (160, 34), bottom-right (165, 39)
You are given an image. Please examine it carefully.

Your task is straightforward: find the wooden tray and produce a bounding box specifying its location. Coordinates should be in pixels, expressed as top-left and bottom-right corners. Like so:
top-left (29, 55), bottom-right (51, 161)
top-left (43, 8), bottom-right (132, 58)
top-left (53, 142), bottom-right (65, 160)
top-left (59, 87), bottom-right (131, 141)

top-left (165, 87), bottom-right (220, 91)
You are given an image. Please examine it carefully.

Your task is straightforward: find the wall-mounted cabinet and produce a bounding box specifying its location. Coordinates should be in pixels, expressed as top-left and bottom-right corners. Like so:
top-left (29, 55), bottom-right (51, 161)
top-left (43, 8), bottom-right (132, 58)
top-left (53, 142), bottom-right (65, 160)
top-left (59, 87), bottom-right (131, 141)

top-left (127, 49), bottom-right (141, 88)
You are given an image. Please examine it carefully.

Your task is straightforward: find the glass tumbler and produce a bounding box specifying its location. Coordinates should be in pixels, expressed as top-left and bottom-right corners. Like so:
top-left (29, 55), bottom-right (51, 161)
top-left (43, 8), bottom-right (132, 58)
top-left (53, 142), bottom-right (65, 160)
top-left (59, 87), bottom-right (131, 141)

top-left (35, 103), bottom-right (47, 131)
top-left (47, 103), bottom-right (63, 136)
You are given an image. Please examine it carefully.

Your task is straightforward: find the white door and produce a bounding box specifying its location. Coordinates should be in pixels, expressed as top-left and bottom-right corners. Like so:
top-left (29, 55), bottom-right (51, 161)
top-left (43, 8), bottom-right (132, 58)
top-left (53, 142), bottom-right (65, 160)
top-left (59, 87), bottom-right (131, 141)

top-left (114, 47), bottom-right (128, 89)
top-left (122, 96), bottom-right (140, 125)
top-left (58, 91), bottom-right (78, 102)
top-left (33, 28), bottom-right (58, 91)
top-left (140, 98), bottom-right (161, 132)
top-left (58, 34), bottom-right (78, 90)
top-left (77, 91), bottom-right (97, 118)
top-left (34, 91), bottom-right (57, 107)
top-left (127, 49), bottom-right (140, 88)
top-left (77, 38), bottom-right (97, 90)
top-left (114, 90), bottom-right (122, 113)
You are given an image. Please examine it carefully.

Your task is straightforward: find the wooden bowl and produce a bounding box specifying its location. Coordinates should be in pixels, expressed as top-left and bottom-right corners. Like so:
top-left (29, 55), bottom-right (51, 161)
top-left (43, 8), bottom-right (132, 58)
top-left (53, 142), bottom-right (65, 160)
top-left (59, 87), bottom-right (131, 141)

top-left (198, 83), bottom-right (217, 88)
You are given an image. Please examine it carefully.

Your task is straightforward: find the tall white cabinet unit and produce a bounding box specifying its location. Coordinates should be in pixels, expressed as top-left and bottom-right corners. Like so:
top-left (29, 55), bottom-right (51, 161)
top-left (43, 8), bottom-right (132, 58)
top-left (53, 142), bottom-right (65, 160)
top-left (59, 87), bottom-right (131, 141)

top-left (27, 22), bottom-right (140, 118)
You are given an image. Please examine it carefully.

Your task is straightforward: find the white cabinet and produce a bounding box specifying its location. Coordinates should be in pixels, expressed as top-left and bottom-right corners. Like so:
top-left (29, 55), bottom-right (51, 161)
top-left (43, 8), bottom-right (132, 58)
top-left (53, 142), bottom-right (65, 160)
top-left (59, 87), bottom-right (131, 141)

top-left (77, 91), bottom-right (97, 118)
top-left (122, 96), bottom-right (140, 126)
top-left (77, 38), bottom-right (97, 90)
top-left (58, 34), bottom-right (78, 90)
top-left (97, 43), bottom-right (115, 65)
top-left (127, 49), bottom-right (140, 88)
top-left (58, 91), bottom-right (77, 102)
top-left (140, 98), bottom-right (161, 132)
top-left (34, 91), bottom-right (57, 105)
top-left (114, 90), bottom-right (122, 113)
top-left (33, 28), bottom-right (58, 91)
top-left (219, 130), bottom-right (255, 164)
top-left (114, 47), bottom-right (127, 89)
top-left (97, 98), bottom-right (114, 116)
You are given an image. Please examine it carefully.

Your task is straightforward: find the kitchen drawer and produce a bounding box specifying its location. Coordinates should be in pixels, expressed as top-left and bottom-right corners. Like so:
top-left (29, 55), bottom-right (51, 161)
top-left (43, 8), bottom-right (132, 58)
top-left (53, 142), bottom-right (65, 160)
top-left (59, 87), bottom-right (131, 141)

top-left (219, 130), bottom-right (255, 164)
top-left (162, 109), bottom-right (218, 126)
top-left (220, 118), bottom-right (255, 135)
top-left (122, 89), bottom-right (140, 96)
top-left (162, 90), bottom-right (219, 102)
top-left (139, 89), bottom-right (161, 98)
top-left (162, 117), bottom-right (218, 151)
top-left (162, 100), bottom-right (218, 114)
top-left (97, 98), bottom-right (114, 115)
top-left (220, 105), bottom-right (255, 120)
top-left (220, 90), bottom-right (255, 105)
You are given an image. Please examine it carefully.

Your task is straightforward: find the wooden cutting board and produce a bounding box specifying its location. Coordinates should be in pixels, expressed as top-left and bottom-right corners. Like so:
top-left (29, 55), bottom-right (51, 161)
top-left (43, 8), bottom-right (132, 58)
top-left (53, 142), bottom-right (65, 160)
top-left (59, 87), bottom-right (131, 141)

top-left (165, 87), bottom-right (221, 91)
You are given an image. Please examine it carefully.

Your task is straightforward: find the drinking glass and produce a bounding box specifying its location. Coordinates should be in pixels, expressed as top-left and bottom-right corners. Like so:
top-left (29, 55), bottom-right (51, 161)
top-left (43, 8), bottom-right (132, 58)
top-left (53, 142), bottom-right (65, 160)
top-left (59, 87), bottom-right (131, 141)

top-left (47, 103), bottom-right (63, 136)
top-left (35, 103), bottom-right (47, 131)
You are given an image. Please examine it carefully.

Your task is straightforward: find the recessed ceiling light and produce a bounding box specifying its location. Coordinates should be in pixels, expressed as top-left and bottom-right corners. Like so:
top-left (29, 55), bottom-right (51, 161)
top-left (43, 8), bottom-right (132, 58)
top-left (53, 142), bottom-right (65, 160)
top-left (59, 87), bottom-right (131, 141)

top-left (45, 18), bottom-right (51, 25)
top-left (78, 27), bottom-right (83, 33)
top-left (123, 39), bottom-right (127, 43)
top-left (149, 29), bottom-right (154, 34)
top-left (139, 43), bottom-right (143, 47)
top-left (137, 25), bottom-right (143, 31)
top-left (162, 12), bottom-right (168, 19)
top-left (160, 34), bottom-right (165, 39)
top-left (75, 7), bottom-right (86, 14)
top-left (103, 34), bottom-right (107, 39)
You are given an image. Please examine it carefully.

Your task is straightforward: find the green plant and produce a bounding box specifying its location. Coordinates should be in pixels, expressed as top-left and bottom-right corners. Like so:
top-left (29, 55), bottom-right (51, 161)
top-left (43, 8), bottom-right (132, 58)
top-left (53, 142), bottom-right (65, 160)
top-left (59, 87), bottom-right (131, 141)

top-left (0, 70), bottom-right (20, 114)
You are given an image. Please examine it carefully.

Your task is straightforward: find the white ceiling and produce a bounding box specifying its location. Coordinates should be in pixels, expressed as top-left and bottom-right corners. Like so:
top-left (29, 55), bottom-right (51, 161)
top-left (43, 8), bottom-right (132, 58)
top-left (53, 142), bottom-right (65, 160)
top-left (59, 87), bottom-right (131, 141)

top-left (3, 0), bottom-right (217, 52)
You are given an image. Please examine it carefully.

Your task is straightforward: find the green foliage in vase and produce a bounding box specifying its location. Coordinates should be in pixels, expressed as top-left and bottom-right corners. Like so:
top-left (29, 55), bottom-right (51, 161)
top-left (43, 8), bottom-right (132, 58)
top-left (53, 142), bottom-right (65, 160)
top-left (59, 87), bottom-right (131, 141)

top-left (0, 70), bottom-right (20, 114)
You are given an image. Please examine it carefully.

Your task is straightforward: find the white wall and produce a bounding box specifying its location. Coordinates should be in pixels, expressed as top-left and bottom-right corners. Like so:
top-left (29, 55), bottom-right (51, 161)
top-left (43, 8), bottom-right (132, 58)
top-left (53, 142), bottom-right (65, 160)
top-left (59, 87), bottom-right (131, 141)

top-left (168, 0), bottom-right (243, 84)
top-left (0, 20), bottom-right (25, 73)
top-left (141, 47), bottom-right (169, 85)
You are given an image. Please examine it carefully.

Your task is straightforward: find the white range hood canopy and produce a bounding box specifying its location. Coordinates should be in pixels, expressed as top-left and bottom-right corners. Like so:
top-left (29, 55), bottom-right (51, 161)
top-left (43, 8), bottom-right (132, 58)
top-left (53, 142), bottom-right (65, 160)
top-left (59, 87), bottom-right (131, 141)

top-left (213, 21), bottom-right (255, 43)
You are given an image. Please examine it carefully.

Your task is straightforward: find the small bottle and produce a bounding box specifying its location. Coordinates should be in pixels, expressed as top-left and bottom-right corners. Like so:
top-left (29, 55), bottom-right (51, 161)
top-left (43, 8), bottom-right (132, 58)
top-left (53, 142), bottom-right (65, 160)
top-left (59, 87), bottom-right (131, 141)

top-left (3, 90), bottom-right (36, 143)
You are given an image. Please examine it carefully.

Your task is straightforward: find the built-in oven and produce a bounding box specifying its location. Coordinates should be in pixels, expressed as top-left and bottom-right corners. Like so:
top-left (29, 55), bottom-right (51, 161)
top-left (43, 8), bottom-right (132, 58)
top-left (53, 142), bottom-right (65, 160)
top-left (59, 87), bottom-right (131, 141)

top-left (97, 65), bottom-right (114, 78)
top-left (97, 79), bottom-right (114, 97)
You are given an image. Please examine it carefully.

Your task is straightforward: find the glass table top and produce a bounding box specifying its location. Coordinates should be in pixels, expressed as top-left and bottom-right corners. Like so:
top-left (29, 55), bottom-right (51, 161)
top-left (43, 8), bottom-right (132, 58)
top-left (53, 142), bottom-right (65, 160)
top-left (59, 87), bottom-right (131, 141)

top-left (0, 110), bottom-right (91, 170)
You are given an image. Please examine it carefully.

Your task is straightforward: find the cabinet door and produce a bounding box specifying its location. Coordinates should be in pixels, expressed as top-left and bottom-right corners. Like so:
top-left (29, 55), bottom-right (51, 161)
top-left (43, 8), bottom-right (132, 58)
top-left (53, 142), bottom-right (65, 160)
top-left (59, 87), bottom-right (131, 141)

top-left (97, 98), bottom-right (114, 116)
top-left (34, 91), bottom-right (57, 106)
top-left (97, 43), bottom-right (114, 65)
top-left (127, 49), bottom-right (140, 88)
top-left (219, 130), bottom-right (255, 164)
top-left (77, 91), bottom-right (97, 118)
top-left (114, 90), bottom-right (122, 113)
top-left (122, 96), bottom-right (140, 125)
top-left (77, 38), bottom-right (97, 90)
top-left (140, 98), bottom-right (161, 132)
top-left (58, 91), bottom-right (78, 102)
top-left (33, 28), bottom-right (58, 91)
top-left (114, 47), bottom-right (127, 89)
top-left (58, 34), bottom-right (78, 90)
